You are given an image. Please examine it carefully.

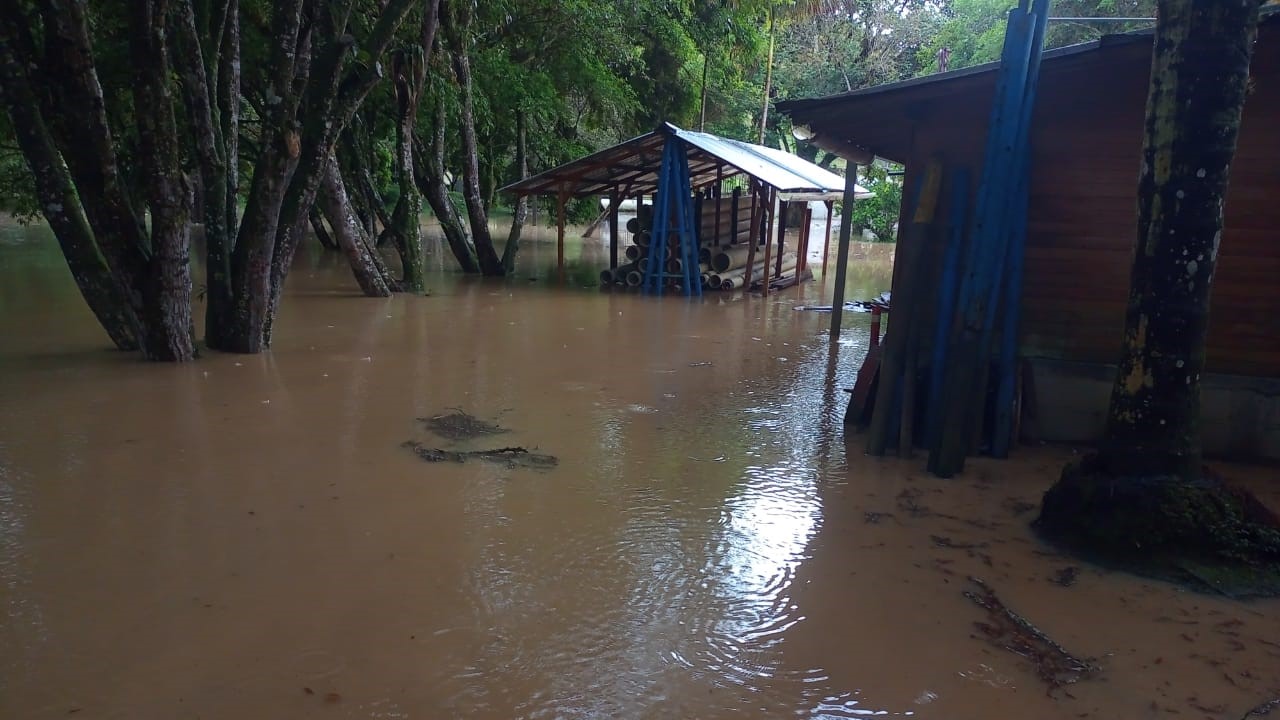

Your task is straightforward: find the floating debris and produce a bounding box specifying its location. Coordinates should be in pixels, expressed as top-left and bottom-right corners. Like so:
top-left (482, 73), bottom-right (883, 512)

top-left (1051, 566), bottom-right (1080, 587)
top-left (421, 409), bottom-right (508, 441)
top-left (403, 441), bottom-right (558, 470)
top-left (1242, 698), bottom-right (1280, 719)
top-left (964, 576), bottom-right (1097, 691)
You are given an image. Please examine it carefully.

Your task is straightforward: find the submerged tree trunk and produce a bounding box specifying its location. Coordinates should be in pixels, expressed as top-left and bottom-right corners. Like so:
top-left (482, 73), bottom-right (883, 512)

top-left (318, 156), bottom-right (394, 297)
top-left (501, 109), bottom-right (529, 273)
top-left (443, 0), bottom-right (503, 276)
top-left (0, 24), bottom-right (139, 351)
top-left (1036, 0), bottom-right (1280, 595)
top-left (390, 48), bottom-right (426, 292)
top-left (415, 98), bottom-right (479, 273)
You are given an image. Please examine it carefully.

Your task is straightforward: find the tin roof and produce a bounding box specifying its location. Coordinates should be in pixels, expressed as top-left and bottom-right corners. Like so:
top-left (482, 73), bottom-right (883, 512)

top-left (500, 122), bottom-right (866, 202)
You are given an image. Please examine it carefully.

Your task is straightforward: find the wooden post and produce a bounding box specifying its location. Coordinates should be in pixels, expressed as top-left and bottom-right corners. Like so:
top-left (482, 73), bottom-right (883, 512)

top-left (743, 182), bottom-right (764, 288)
top-left (762, 192), bottom-right (778, 297)
top-left (556, 188), bottom-right (567, 284)
top-left (773, 198), bottom-right (787, 281)
top-left (798, 204), bottom-right (813, 274)
top-left (713, 165), bottom-right (723, 247)
top-left (608, 190), bottom-right (620, 270)
top-left (821, 200), bottom-right (834, 279)
top-left (729, 187), bottom-right (741, 249)
top-left (830, 167), bottom-right (859, 338)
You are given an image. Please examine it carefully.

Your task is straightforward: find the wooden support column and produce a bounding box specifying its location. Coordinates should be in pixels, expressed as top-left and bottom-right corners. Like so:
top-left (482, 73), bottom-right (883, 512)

top-left (798, 204), bottom-right (813, 274)
top-left (729, 187), bottom-right (741, 247)
top-left (556, 188), bottom-right (568, 284)
top-left (830, 166), bottom-right (860, 338)
top-left (713, 165), bottom-right (724, 247)
top-left (773, 197), bottom-right (783, 279)
top-left (763, 192), bottom-right (779, 297)
top-left (743, 181), bottom-right (764, 288)
top-left (608, 190), bottom-right (620, 270)
top-left (821, 200), bottom-right (835, 278)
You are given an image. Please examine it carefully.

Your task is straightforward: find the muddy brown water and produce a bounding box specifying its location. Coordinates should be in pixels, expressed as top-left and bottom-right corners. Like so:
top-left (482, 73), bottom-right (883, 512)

top-left (1, 219), bottom-right (1277, 719)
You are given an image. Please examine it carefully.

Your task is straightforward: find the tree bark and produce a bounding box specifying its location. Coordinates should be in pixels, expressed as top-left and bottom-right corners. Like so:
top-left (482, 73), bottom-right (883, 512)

top-left (415, 101), bottom-right (480, 273)
top-left (0, 21), bottom-right (139, 351)
top-left (1098, 0), bottom-right (1262, 481)
top-left (1035, 0), bottom-right (1280, 595)
top-left (443, 0), bottom-right (503, 275)
top-left (130, 0), bottom-right (197, 361)
top-left (501, 108), bottom-right (529, 273)
top-left (390, 46), bottom-right (426, 292)
top-left (318, 155), bottom-right (394, 297)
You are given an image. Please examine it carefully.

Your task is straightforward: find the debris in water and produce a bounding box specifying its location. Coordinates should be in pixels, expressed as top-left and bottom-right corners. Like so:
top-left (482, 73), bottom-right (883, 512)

top-left (1242, 698), bottom-right (1280, 719)
top-left (930, 535), bottom-right (987, 550)
top-left (303, 688), bottom-right (314, 696)
top-left (421, 409), bottom-right (509, 441)
top-left (1051, 566), bottom-right (1080, 587)
top-left (963, 576), bottom-right (1097, 691)
top-left (1003, 497), bottom-right (1038, 516)
top-left (324, 692), bottom-right (342, 704)
top-left (403, 441), bottom-right (558, 470)
top-left (864, 511), bottom-right (894, 524)
top-left (688, 361), bottom-right (713, 367)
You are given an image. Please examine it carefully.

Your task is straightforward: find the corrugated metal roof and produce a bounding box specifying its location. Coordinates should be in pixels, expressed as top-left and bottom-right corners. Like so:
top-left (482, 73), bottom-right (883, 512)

top-left (500, 122), bottom-right (866, 202)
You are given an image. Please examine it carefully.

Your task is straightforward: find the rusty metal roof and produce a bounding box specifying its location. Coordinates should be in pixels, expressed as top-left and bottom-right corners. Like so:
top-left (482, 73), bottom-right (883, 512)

top-left (500, 122), bottom-right (863, 202)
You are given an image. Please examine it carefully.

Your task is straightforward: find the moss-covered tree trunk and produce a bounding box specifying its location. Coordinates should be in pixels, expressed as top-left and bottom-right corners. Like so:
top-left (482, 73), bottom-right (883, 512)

top-left (1037, 0), bottom-right (1280, 596)
top-left (318, 155), bottom-right (394, 297)
top-left (501, 109), bottom-right (529, 273)
top-left (1100, 0), bottom-right (1261, 481)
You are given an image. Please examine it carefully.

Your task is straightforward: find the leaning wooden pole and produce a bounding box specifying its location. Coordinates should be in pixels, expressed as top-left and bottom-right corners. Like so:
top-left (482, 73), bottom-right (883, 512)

top-left (829, 168), bottom-right (859, 338)
top-left (608, 191), bottom-right (620, 270)
top-left (556, 189), bottom-right (567, 284)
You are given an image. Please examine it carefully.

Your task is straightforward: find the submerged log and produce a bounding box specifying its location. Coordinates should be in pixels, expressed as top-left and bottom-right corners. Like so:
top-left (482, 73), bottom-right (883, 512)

top-left (964, 576), bottom-right (1097, 691)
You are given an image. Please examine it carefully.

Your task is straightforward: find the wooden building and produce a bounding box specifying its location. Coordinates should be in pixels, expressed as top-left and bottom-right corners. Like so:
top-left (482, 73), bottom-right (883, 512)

top-left (778, 13), bottom-right (1280, 460)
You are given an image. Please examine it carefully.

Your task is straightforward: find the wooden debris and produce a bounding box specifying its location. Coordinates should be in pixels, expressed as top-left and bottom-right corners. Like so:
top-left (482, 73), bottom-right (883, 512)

top-left (421, 409), bottom-right (508, 441)
top-left (403, 441), bottom-right (558, 470)
top-left (964, 576), bottom-right (1097, 691)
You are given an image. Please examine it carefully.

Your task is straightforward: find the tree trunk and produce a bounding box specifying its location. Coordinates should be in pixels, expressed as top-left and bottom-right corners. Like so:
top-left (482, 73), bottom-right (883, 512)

top-left (0, 22), bottom-right (139, 351)
top-left (310, 206), bottom-right (338, 250)
top-left (390, 48), bottom-right (426, 292)
top-left (318, 155), bottom-right (394, 297)
top-left (501, 109), bottom-right (529, 273)
top-left (130, 0), bottom-right (197, 361)
top-left (1036, 0), bottom-right (1280, 596)
top-left (758, 5), bottom-right (775, 145)
top-left (1098, 0), bottom-right (1261, 481)
top-left (415, 101), bottom-right (480, 273)
top-left (443, 0), bottom-right (503, 276)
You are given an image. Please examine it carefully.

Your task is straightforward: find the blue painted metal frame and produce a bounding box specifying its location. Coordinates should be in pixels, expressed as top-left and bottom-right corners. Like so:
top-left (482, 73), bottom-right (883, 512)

top-left (927, 167), bottom-right (971, 447)
top-left (643, 137), bottom-right (703, 297)
top-left (991, 0), bottom-right (1051, 458)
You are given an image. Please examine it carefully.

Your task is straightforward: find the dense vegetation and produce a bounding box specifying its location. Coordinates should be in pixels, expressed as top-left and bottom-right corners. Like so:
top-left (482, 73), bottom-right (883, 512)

top-left (0, 0), bottom-right (1157, 358)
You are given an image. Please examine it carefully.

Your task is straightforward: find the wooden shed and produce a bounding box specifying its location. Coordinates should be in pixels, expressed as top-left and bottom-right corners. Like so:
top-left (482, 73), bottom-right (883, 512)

top-left (778, 12), bottom-right (1280, 460)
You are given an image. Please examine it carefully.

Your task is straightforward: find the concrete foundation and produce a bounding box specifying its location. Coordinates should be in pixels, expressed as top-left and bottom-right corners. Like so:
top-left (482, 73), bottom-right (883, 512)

top-left (1025, 358), bottom-right (1280, 463)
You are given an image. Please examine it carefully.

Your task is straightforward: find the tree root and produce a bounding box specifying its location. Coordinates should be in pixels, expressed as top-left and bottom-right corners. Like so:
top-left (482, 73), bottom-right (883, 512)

top-left (964, 576), bottom-right (1097, 691)
top-left (1036, 455), bottom-right (1280, 597)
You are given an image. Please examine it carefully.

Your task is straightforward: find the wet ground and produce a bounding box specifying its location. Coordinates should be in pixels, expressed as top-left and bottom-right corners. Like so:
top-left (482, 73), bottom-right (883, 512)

top-left (1, 219), bottom-right (1277, 719)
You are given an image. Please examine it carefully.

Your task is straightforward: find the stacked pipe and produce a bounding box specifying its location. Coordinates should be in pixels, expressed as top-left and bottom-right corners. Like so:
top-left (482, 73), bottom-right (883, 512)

top-left (601, 189), bottom-right (814, 292)
top-left (600, 204), bottom-right (654, 286)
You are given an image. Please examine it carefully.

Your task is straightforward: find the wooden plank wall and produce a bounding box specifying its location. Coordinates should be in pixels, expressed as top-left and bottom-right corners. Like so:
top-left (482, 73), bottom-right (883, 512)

top-left (904, 35), bottom-right (1280, 378)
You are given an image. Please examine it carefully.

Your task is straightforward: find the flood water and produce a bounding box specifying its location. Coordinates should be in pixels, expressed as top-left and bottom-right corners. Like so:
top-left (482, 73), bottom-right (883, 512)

top-left (2, 219), bottom-right (1278, 719)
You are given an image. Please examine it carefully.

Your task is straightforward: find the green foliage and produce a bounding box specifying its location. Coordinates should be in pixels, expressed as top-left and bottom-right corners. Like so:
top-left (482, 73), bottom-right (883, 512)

top-left (848, 163), bottom-right (903, 243)
top-left (920, 0), bottom-right (1158, 73)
